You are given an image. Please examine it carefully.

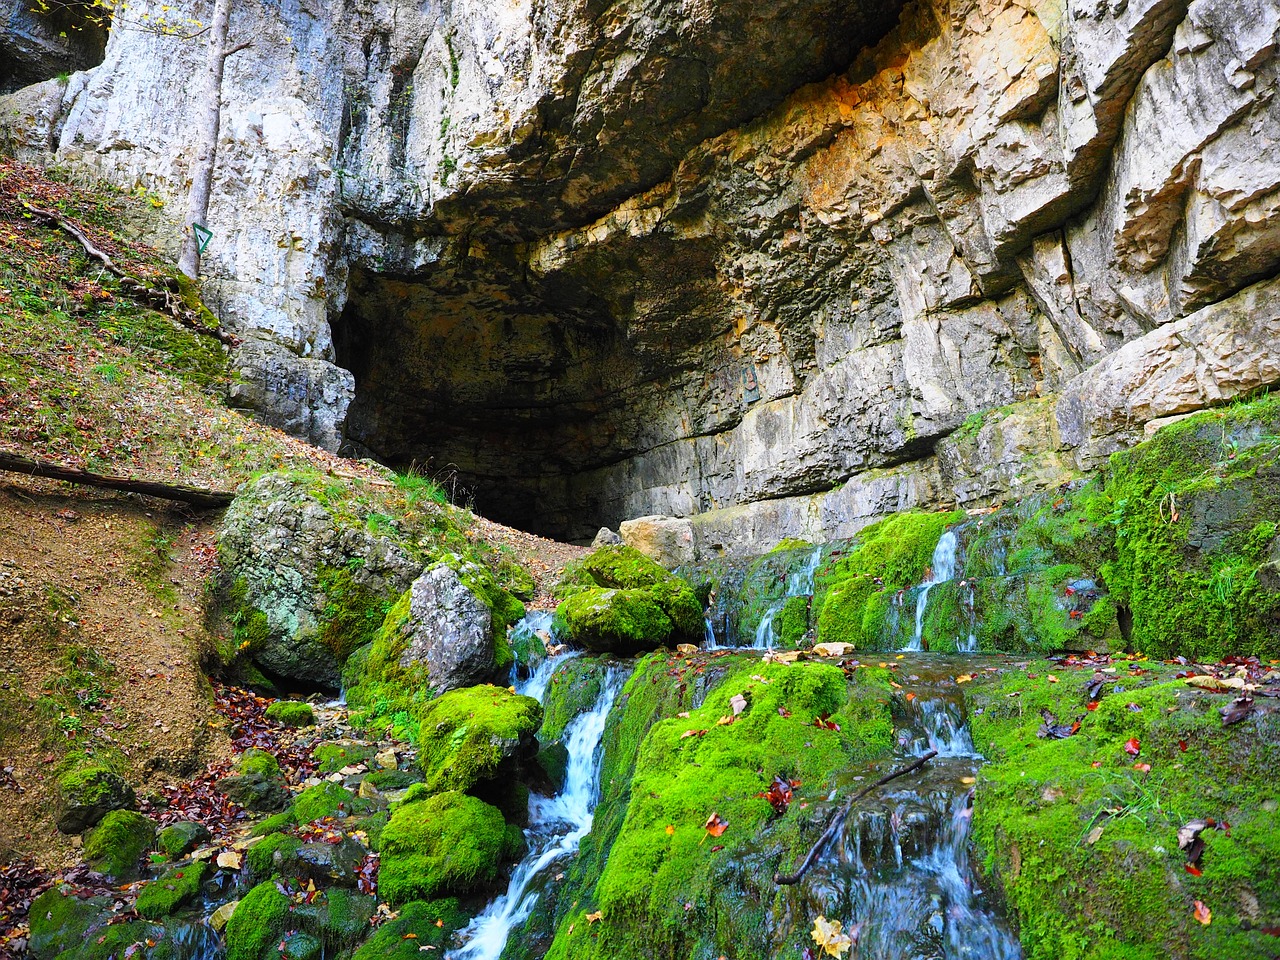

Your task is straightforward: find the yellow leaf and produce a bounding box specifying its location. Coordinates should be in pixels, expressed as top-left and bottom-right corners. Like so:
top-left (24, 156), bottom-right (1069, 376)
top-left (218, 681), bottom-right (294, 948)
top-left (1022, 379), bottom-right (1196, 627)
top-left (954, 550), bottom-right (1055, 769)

top-left (586, 910), bottom-right (603, 924)
top-left (955, 674), bottom-right (974, 684)
top-left (665, 824), bottom-right (675, 835)
top-left (811, 915), bottom-right (853, 957)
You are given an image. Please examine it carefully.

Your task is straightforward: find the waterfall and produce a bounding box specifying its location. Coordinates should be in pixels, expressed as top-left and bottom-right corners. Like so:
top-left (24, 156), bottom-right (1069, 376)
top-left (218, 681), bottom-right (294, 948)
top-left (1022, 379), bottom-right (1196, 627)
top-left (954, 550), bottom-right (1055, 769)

top-left (448, 666), bottom-right (627, 960)
top-left (704, 617), bottom-right (719, 650)
top-left (904, 531), bottom-right (959, 652)
top-left (748, 546), bottom-right (822, 649)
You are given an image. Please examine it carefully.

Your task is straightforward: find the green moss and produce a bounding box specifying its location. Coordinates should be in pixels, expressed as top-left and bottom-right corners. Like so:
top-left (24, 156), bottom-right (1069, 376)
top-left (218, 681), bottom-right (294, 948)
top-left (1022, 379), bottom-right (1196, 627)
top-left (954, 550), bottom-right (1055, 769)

top-left (416, 685), bottom-right (542, 792)
top-left (251, 810), bottom-right (295, 837)
top-left (298, 888), bottom-right (377, 950)
top-left (155, 821), bottom-right (209, 857)
top-left (579, 545), bottom-right (703, 636)
top-left (83, 810), bottom-right (155, 878)
top-left (29, 888), bottom-right (110, 960)
top-left (815, 510), bottom-right (964, 649)
top-left (350, 899), bottom-right (469, 960)
top-left (378, 791), bottom-right (508, 905)
top-left (555, 588), bottom-right (675, 653)
top-left (247, 831), bottom-right (302, 879)
top-left (968, 661), bottom-right (1280, 960)
top-left (364, 768), bottom-right (422, 791)
top-left (238, 747), bottom-right (281, 779)
top-left (134, 861), bottom-right (207, 919)
top-left (539, 660), bottom-right (606, 744)
top-left (265, 700), bottom-right (315, 727)
top-left (225, 879), bottom-right (293, 960)
top-left (545, 658), bottom-right (894, 959)
top-left (316, 566), bottom-right (393, 663)
top-left (292, 781), bottom-right (370, 824)
top-left (313, 742), bottom-right (377, 774)
top-left (772, 594), bottom-right (810, 649)
top-left (770, 538), bottom-right (814, 553)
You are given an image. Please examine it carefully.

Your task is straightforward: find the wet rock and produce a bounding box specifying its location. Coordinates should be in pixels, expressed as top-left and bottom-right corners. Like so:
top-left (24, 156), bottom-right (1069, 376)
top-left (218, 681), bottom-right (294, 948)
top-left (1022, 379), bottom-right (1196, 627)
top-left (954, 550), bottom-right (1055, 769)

top-left (55, 766), bottom-right (135, 834)
top-left (135, 862), bottom-right (208, 919)
top-left (28, 888), bottom-right (112, 960)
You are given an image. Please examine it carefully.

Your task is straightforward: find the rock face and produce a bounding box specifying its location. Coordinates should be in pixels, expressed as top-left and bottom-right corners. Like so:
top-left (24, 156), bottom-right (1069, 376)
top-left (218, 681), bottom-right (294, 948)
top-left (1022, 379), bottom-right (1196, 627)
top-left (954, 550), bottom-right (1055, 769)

top-left (4, 0), bottom-right (1279, 546)
top-left (397, 563), bottom-right (501, 693)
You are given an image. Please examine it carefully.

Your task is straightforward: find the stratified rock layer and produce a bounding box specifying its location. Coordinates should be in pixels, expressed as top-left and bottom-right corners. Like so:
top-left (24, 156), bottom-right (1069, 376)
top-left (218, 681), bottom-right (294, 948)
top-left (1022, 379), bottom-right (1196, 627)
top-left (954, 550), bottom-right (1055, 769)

top-left (4, 0), bottom-right (1278, 545)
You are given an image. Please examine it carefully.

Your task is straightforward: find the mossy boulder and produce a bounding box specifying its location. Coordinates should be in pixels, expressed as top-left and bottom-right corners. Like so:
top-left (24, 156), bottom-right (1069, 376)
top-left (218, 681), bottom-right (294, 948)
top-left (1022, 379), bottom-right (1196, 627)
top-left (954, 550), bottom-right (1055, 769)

top-left (238, 748), bottom-right (283, 778)
top-left (313, 741), bottom-right (378, 774)
top-left (55, 766), bottom-right (135, 833)
top-left (135, 861), bottom-right (207, 919)
top-left (265, 700), bottom-right (315, 726)
top-left (552, 545), bottom-right (704, 653)
top-left (84, 810), bottom-right (156, 879)
top-left (416, 685), bottom-right (542, 792)
top-left (350, 899), bottom-right (469, 960)
top-left (28, 888), bottom-right (112, 960)
top-left (247, 831), bottom-right (304, 880)
top-left (155, 820), bottom-right (210, 858)
top-left (378, 791), bottom-right (508, 905)
top-left (215, 772), bottom-right (292, 812)
top-left (292, 781), bottom-right (375, 823)
top-left (225, 879), bottom-right (293, 960)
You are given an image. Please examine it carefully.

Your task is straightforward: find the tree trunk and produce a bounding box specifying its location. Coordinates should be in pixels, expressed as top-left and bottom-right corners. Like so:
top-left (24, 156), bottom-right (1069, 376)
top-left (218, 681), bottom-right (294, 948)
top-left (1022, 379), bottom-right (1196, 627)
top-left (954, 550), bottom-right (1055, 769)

top-left (0, 451), bottom-right (235, 510)
top-left (177, 0), bottom-right (234, 280)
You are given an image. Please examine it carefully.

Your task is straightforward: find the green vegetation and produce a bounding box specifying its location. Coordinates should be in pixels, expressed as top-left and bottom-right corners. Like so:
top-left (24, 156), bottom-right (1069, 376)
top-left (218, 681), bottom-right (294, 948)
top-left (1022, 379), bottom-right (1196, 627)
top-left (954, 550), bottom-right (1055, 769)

top-left (351, 899), bottom-right (469, 959)
top-left (225, 879), bottom-right (293, 960)
top-left (378, 791), bottom-right (508, 905)
top-left (815, 510), bottom-right (964, 648)
top-left (135, 861), bottom-right (207, 919)
top-left (265, 700), bottom-right (315, 726)
top-left (83, 810), bottom-right (156, 878)
top-left (969, 662), bottom-right (1280, 960)
top-left (415, 685), bottom-right (541, 792)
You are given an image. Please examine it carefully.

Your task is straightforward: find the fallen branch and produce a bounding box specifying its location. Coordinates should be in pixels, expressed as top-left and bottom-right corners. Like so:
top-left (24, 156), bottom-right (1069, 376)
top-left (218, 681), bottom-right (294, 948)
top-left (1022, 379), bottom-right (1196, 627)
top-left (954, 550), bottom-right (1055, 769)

top-left (19, 199), bottom-right (239, 347)
top-left (0, 451), bottom-right (235, 510)
top-left (774, 749), bottom-right (939, 885)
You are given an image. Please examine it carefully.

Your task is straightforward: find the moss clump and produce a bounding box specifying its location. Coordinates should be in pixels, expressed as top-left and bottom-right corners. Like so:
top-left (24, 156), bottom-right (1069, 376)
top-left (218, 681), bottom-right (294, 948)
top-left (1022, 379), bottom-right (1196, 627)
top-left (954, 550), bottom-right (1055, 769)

top-left (555, 588), bottom-right (674, 654)
top-left (155, 820), bottom-right (210, 858)
top-left (238, 747), bottom-right (282, 779)
top-left (350, 899), bottom-right (469, 960)
top-left (296, 888), bottom-right (377, 950)
top-left (292, 781), bottom-right (371, 824)
top-left (225, 879), bottom-right (293, 960)
top-left (539, 659), bottom-right (606, 744)
top-left (56, 765), bottom-right (135, 833)
top-left (135, 861), bottom-right (207, 919)
top-left (251, 810), bottom-right (295, 837)
top-left (83, 810), bottom-right (155, 878)
top-left (968, 661), bottom-right (1280, 960)
top-left (313, 742), bottom-right (378, 774)
top-left (265, 700), bottom-right (315, 727)
top-left (544, 658), bottom-right (894, 959)
top-left (771, 594), bottom-right (810, 649)
top-left (247, 831), bottom-right (303, 879)
top-left (815, 510), bottom-right (964, 648)
top-left (378, 791), bottom-right (508, 906)
top-left (579, 545), bottom-right (704, 635)
top-left (316, 566), bottom-right (394, 664)
top-left (416, 685), bottom-right (542, 792)
top-left (28, 887), bottom-right (111, 960)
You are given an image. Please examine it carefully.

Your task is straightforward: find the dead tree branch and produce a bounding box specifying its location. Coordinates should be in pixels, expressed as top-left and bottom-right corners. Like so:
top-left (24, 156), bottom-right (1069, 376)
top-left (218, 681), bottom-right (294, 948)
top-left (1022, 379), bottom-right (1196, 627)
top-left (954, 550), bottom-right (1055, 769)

top-left (0, 451), bottom-right (235, 510)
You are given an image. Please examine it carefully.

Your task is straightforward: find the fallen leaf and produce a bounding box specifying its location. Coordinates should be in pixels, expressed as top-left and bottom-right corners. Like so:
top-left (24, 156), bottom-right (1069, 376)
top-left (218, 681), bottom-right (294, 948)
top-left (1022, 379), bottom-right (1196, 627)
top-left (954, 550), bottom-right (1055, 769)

top-left (704, 812), bottom-right (729, 837)
top-left (1047, 674), bottom-right (1059, 683)
top-left (811, 915), bottom-right (855, 957)
top-left (665, 824), bottom-right (675, 835)
top-left (215, 850), bottom-right (242, 870)
top-left (1220, 696), bottom-right (1255, 725)
top-left (1184, 863), bottom-right (1203, 877)
top-left (1123, 738), bottom-right (1141, 756)
top-left (1194, 901), bottom-right (1212, 925)
top-left (1133, 762), bottom-right (1151, 773)
top-left (585, 911), bottom-right (603, 924)
top-left (1086, 825), bottom-right (1105, 845)
top-left (812, 642), bottom-right (855, 657)
top-left (955, 674), bottom-right (974, 684)
top-left (1186, 675), bottom-right (1246, 692)
top-left (959, 776), bottom-right (976, 785)
top-left (729, 693), bottom-right (748, 715)
top-left (676, 644), bottom-right (699, 655)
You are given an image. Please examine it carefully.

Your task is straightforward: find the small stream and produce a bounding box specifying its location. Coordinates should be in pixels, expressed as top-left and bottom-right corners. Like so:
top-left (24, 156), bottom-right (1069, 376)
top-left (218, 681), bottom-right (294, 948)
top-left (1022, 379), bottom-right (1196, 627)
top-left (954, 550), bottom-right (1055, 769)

top-left (448, 654), bottom-right (627, 960)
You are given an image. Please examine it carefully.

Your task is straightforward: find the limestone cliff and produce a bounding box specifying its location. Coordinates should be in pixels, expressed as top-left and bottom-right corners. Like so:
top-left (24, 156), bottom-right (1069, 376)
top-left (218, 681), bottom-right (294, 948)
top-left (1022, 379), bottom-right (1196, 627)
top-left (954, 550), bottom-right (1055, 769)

top-left (3, 0), bottom-right (1278, 546)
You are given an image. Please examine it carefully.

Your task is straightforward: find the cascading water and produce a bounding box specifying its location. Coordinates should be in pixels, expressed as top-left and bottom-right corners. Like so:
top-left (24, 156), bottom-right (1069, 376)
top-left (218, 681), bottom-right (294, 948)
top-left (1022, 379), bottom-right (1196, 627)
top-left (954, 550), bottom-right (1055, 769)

top-left (448, 666), bottom-right (627, 960)
top-left (801, 673), bottom-right (1019, 959)
top-left (904, 532), bottom-right (959, 652)
top-left (749, 546), bottom-right (822, 649)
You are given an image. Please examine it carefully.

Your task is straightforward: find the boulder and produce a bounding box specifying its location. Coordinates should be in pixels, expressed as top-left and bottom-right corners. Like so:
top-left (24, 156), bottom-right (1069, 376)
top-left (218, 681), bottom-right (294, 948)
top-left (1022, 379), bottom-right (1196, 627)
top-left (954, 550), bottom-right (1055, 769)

top-left (83, 810), bottom-right (156, 879)
top-left (398, 563), bottom-right (503, 692)
top-left (415, 685), bottom-right (542, 793)
top-left (619, 515), bottom-right (696, 567)
top-left (215, 773), bottom-right (292, 813)
top-left (55, 767), bottom-right (134, 834)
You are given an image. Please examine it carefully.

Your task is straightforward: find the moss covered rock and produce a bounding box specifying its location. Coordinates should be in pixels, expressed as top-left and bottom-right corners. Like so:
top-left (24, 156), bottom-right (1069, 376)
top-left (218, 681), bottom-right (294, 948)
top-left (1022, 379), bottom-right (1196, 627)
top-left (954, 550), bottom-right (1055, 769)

top-left (416, 685), bottom-right (542, 792)
top-left (28, 888), bottom-right (112, 960)
top-left (350, 899), bottom-right (469, 960)
top-left (135, 862), bottom-right (207, 919)
top-left (83, 810), bottom-right (156, 879)
top-left (313, 741), bottom-right (378, 774)
top-left (225, 879), bottom-right (293, 960)
top-left (155, 820), bottom-right (210, 858)
top-left (55, 766), bottom-right (135, 834)
top-left (265, 700), bottom-right (315, 726)
top-left (378, 791), bottom-right (508, 905)
top-left (552, 545), bottom-right (704, 653)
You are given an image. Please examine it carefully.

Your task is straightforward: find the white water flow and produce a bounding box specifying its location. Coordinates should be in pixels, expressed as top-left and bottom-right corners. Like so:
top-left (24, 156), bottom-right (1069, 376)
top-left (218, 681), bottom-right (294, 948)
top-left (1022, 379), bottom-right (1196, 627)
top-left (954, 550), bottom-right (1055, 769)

top-left (750, 547), bottom-right (823, 649)
top-left (704, 617), bottom-right (719, 650)
top-left (449, 667), bottom-right (627, 960)
top-left (904, 531), bottom-right (959, 652)
top-left (509, 611), bottom-right (569, 702)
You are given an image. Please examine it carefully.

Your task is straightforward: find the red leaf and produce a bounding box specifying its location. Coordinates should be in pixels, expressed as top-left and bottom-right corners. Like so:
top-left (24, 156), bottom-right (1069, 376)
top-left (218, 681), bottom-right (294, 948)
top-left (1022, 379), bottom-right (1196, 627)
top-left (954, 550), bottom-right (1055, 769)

top-left (704, 812), bottom-right (729, 837)
top-left (1123, 738), bottom-right (1141, 756)
top-left (1086, 702), bottom-right (1099, 711)
top-left (1179, 740), bottom-right (1188, 752)
top-left (1184, 863), bottom-right (1202, 877)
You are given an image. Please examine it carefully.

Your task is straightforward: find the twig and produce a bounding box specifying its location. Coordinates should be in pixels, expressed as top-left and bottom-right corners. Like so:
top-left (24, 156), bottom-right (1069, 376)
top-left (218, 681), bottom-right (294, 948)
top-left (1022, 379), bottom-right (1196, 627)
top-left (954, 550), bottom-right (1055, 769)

top-left (19, 199), bottom-right (239, 347)
top-left (0, 450), bottom-right (235, 510)
top-left (773, 749), bottom-right (939, 885)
